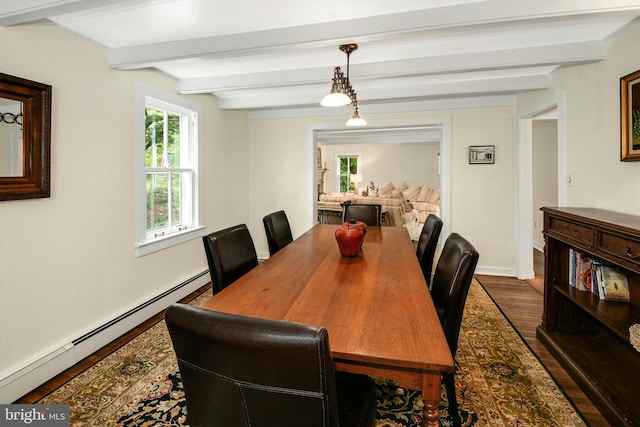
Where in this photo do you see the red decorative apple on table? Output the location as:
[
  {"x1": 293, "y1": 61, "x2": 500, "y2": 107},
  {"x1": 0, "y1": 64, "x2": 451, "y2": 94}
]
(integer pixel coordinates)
[
  {"x1": 343, "y1": 219, "x2": 367, "y2": 238},
  {"x1": 335, "y1": 221, "x2": 365, "y2": 257}
]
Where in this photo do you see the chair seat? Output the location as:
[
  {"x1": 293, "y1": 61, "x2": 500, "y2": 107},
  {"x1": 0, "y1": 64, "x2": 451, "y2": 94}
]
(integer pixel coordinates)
[
  {"x1": 335, "y1": 371, "x2": 377, "y2": 427},
  {"x1": 165, "y1": 304, "x2": 377, "y2": 427},
  {"x1": 263, "y1": 210, "x2": 294, "y2": 256},
  {"x1": 416, "y1": 214, "x2": 443, "y2": 288},
  {"x1": 431, "y1": 232, "x2": 479, "y2": 427},
  {"x1": 202, "y1": 224, "x2": 258, "y2": 295}
]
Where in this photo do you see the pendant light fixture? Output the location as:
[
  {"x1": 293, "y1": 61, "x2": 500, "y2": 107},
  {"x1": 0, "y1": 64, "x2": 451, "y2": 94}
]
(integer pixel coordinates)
[{"x1": 320, "y1": 44, "x2": 367, "y2": 126}]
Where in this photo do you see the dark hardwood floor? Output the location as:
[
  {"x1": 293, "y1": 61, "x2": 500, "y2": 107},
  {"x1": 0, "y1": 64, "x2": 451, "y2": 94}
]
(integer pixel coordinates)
[
  {"x1": 17, "y1": 275, "x2": 609, "y2": 426},
  {"x1": 477, "y1": 274, "x2": 610, "y2": 427}
]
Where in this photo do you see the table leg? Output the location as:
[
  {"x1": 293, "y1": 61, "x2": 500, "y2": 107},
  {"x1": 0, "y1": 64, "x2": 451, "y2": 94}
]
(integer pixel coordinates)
[{"x1": 421, "y1": 372, "x2": 442, "y2": 427}]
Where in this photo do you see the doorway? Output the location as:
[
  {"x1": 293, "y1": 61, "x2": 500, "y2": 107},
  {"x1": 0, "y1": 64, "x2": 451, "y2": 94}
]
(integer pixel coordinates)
[
  {"x1": 311, "y1": 118, "x2": 452, "y2": 246},
  {"x1": 529, "y1": 109, "x2": 558, "y2": 293},
  {"x1": 516, "y1": 97, "x2": 564, "y2": 282}
]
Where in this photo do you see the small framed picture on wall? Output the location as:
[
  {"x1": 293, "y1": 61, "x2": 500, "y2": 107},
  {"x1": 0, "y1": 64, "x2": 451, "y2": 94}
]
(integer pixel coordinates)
[
  {"x1": 469, "y1": 145, "x2": 494, "y2": 164},
  {"x1": 621, "y1": 68, "x2": 640, "y2": 161}
]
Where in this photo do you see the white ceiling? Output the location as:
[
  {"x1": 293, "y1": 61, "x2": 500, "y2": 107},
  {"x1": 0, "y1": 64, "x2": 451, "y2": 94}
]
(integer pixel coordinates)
[{"x1": 3, "y1": 0, "x2": 640, "y2": 120}]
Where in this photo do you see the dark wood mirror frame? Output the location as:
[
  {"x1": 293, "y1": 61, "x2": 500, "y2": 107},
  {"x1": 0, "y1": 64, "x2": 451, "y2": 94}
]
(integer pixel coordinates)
[{"x1": 0, "y1": 73, "x2": 51, "y2": 201}]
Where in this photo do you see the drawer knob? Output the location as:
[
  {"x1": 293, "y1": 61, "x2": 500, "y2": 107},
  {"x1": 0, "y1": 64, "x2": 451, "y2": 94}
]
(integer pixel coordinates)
[{"x1": 623, "y1": 245, "x2": 640, "y2": 259}]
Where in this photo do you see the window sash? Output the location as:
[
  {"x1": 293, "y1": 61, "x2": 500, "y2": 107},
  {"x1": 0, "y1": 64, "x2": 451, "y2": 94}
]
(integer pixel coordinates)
[
  {"x1": 337, "y1": 155, "x2": 359, "y2": 192},
  {"x1": 137, "y1": 90, "x2": 200, "y2": 251},
  {"x1": 145, "y1": 169, "x2": 194, "y2": 239}
]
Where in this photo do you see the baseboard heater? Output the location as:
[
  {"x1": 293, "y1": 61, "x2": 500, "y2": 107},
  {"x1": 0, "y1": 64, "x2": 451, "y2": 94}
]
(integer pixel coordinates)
[
  {"x1": 1, "y1": 270, "x2": 210, "y2": 403},
  {"x1": 73, "y1": 270, "x2": 208, "y2": 346}
]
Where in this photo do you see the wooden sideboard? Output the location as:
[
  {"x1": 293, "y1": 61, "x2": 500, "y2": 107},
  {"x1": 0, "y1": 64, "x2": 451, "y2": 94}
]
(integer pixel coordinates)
[{"x1": 538, "y1": 207, "x2": 640, "y2": 426}]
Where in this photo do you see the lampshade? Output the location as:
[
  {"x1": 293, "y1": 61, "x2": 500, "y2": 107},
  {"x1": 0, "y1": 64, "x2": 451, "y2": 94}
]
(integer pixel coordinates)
[
  {"x1": 321, "y1": 67, "x2": 352, "y2": 107},
  {"x1": 346, "y1": 109, "x2": 367, "y2": 127},
  {"x1": 321, "y1": 91, "x2": 352, "y2": 107},
  {"x1": 350, "y1": 174, "x2": 363, "y2": 183}
]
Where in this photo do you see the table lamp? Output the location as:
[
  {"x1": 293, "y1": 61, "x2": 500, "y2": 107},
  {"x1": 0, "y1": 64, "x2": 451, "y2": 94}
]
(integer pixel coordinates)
[{"x1": 350, "y1": 174, "x2": 363, "y2": 195}]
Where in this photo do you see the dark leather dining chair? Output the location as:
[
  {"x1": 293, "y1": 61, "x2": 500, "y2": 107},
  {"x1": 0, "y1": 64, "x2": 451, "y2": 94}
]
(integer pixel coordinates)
[
  {"x1": 202, "y1": 224, "x2": 258, "y2": 295},
  {"x1": 430, "y1": 233, "x2": 479, "y2": 427},
  {"x1": 165, "y1": 303, "x2": 377, "y2": 427},
  {"x1": 416, "y1": 214, "x2": 443, "y2": 289},
  {"x1": 262, "y1": 210, "x2": 294, "y2": 256},
  {"x1": 342, "y1": 203, "x2": 382, "y2": 226}
]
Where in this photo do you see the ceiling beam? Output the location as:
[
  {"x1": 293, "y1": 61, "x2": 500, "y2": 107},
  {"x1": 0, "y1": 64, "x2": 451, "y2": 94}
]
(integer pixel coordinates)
[
  {"x1": 0, "y1": 0, "x2": 135, "y2": 27},
  {"x1": 107, "y1": 1, "x2": 635, "y2": 70},
  {"x1": 215, "y1": 73, "x2": 551, "y2": 109},
  {"x1": 248, "y1": 95, "x2": 517, "y2": 120},
  {"x1": 175, "y1": 41, "x2": 605, "y2": 94}
]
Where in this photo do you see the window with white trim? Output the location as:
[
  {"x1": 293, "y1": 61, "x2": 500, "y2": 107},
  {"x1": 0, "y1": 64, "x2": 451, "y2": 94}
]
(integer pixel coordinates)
[
  {"x1": 337, "y1": 155, "x2": 359, "y2": 192},
  {"x1": 135, "y1": 88, "x2": 202, "y2": 256}
]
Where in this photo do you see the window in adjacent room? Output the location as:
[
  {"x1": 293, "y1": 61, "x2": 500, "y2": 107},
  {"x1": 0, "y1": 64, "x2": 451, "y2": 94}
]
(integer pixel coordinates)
[
  {"x1": 337, "y1": 155, "x2": 359, "y2": 192},
  {"x1": 135, "y1": 87, "x2": 203, "y2": 256}
]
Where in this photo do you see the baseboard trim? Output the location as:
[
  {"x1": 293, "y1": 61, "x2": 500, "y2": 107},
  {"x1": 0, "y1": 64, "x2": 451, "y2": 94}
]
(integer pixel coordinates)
[
  {"x1": 1, "y1": 271, "x2": 209, "y2": 404},
  {"x1": 474, "y1": 266, "x2": 517, "y2": 277}
]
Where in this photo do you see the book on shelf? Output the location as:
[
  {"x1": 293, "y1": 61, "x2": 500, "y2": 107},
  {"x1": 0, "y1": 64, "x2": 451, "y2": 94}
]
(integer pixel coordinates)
[
  {"x1": 569, "y1": 248, "x2": 577, "y2": 288},
  {"x1": 567, "y1": 250, "x2": 629, "y2": 302},
  {"x1": 590, "y1": 260, "x2": 603, "y2": 298},
  {"x1": 576, "y1": 252, "x2": 593, "y2": 292},
  {"x1": 600, "y1": 265, "x2": 631, "y2": 302}
]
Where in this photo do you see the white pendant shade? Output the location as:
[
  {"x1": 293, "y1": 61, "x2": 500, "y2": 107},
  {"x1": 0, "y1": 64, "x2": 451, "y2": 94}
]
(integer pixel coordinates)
[
  {"x1": 346, "y1": 110, "x2": 367, "y2": 126},
  {"x1": 346, "y1": 116, "x2": 367, "y2": 126},
  {"x1": 321, "y1": 92, "x2": 352, "y2": 107}
]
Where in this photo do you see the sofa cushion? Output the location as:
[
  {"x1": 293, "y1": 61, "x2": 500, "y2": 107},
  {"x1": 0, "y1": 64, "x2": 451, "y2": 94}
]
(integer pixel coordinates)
[
  {"x1": 416, "y1": 186, "x2": 432, "y2": 202},
  {"x1": 390, "y1": 193, "x2": 412, "y2": 211},
  {"x1": 392, "y1": 182, "x2": 409, "y2": 195},
  {"x1": 378, "y1": 182, "x2": 395, "y2": 196},
  {"x1": 402, "y1": 184, "x2": 421, "y2": 201},
  {"x1": 427, "y1": 188, "x2": 440, "y2": 204}
]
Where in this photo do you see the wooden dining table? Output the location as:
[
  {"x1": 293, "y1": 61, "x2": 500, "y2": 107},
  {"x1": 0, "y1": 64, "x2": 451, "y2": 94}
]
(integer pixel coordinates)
[{"x1": 200, "y1": 224, "x2": 454, "y2": 427}]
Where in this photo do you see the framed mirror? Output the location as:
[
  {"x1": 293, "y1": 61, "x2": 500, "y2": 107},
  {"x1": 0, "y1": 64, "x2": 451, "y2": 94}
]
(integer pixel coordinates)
[{"x1": 0, "y1": 73, "x2": 51, "y2": 201}]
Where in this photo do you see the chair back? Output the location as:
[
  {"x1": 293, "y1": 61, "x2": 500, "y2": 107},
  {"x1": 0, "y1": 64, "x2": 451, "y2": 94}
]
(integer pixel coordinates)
[
  {"x1": 342, "y1": 203, "x2": 382, "y2": 226},
  {"x1": 263, "y1": 210, "x2": 294, "y2": 256},
  {"x1": 416, "y1": 214, "x2": 443, "y2": 288},
  {"x1": 202, "y1": 224, "x2": 258, "y2": 295},
  {"x1": 430, "y1": 233, "x2": 479, "y2": 355},
  {"x1": 165, "y1": 304, "x2": 341, "y2": 427}
]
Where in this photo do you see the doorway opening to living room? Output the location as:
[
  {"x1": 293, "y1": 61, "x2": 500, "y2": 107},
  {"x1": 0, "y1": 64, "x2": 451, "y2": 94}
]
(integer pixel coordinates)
[{"x1": 315, "y1": 125, "x2": 442, "y2": 242}]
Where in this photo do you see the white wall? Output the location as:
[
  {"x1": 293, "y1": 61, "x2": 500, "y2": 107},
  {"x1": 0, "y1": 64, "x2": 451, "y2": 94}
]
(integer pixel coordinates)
[
  {"x1": 319, "y1": 142, "x2": 440, "y2": 194},
  {"x1": 247, "y1": 118, "x2": 313, "y2": 258},
  {"x1": 0, "y1": 22, "x2": 250, "y2": 400},
  {"x1": 532, "y1": 120, "x2": 558, "y2": 250},
  {"x1": 248, "y1": 108, "x2": 516, "y2": 274},
  {"x1": 517, "y1": 19, "x2": 640, "y2": 216}
]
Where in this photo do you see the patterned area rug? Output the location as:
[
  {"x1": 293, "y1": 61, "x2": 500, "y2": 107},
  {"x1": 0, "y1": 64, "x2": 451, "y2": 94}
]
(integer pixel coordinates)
[{"x1": 39, "y1": 281, "x2": 586, "y2": 426}]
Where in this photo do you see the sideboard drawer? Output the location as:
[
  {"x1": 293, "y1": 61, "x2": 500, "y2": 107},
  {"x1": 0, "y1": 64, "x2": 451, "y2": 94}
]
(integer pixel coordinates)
[
  {"x1": 546, "y1": 216, "x2": 594, "y2": 247},
  {"x1": 597, "y1": 229, "x2": 640, "y2": 269}
]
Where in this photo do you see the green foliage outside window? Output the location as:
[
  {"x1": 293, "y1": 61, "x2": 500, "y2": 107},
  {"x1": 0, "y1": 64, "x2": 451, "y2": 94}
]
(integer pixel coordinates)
[
  {"x1": 339, "y1": 156, "x2": 358, "y2": 192},
  {"x1": 145, "y1": 108, "x2": 184, "y2": 232},
  {"x1": 145, "y1": 108, "x2": 182, "y2": 168},
  {"x1": 147, "y1": 173, "x2": 168, "y2": 230}
]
